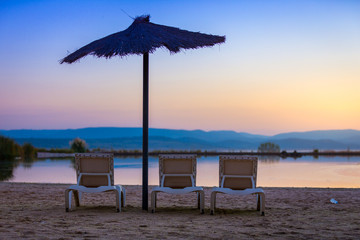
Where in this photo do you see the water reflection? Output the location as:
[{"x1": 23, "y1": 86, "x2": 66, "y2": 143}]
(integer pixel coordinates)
[
  {"x1": 258, "y1": 155, "x2": 280, "y2": 163},
  {"x1": 0, "y1": 158, "x2": 19, "y2": 181},
  {"x1": 22, "y1": 157, "x2": 36, "y2": 168},
  {"x1": 2, "y1": 155, "x2": 360, "y2": 188}
]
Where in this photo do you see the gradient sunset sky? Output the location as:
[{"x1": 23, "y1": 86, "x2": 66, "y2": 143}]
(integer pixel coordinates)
[{"x1": 1, "y1": 0, "x2": 359, "y2": 135}]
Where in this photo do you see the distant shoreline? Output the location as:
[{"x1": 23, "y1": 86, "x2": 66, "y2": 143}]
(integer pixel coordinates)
[
  {"x1": 4, "y1": 127, "x2": 360, "y2": 151},
  {"x1": 36, "y1": 150, "x2": 360, "y2": 158},
  {"x1": 113, "y1": 150, "x2": 360, "y2": 157}
]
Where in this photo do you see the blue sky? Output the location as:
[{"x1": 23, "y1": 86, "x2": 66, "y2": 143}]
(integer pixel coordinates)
[{"x1": 1, "y1": 0, "x2": 359, "y2": 134}]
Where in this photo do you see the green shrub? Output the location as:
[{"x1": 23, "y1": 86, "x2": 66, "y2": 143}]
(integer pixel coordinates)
[
  {"x1": 22, "y1": 143, "x2": 36, "y2": 158},
  {"x1": 70, "y1": 138, "x2": 88, "y2": 153},
  {"x1": 258, "y1": 142, "x2": 281, "y2": 153},
  {"x1": 0, "y1": 136, "x2": 21, "y2": 159}
]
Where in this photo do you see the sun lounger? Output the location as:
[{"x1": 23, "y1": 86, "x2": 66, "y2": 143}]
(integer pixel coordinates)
[
  {"x1": 151, "y1": 154, "x2": 205, "y2": 213},
  {"x1": 65, "y1": 153, "x2": 126, "y2": 212},
  {"x1": 210, "y1": 155, "x2": 265, "y2": 215}
]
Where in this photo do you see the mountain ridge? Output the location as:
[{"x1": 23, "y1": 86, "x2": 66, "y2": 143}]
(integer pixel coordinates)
[{"x1": 1, "y1": 127, "x2": 360, "y2": 150}]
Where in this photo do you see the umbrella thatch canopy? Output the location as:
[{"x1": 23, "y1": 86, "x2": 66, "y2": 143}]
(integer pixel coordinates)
[
  {"x1": 61, "y1": 15, "x2": 225, "y2": 63},
  {"x1": 61, "y1": 15, "x2": 225, "y2": 210}
]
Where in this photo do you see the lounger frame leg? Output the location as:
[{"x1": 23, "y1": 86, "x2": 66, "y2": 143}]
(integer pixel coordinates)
[
  {"x1": 115, "y1": 187, "x2": 123, "y2": 212},
  {"x1": 210, "y1": 191, "x2": 217, "y2": 215},
  {"x1": 154, "y1": 192, "x2": 157, "y2": 208},
  {"x1": 258, "y1": 192, "x2": 265, "y2": 216},
  {"x1": 65, "y1": 189, "x2": 72, "y2": 212},
  {"x1": 151, "y1": 191, "x2": 157, "y2": 213},
  {"x1": 74, "y1": 190, "x2": 80, "y2": 207},
  {"x1": 197, "y1": 192, "x2": 200, "y2": 209},
  {"x1": 199, "y1": 190, "x2": 205, "y2": 214},
  {"x1": 116, "y1": 190, "x2": 120, "y2": 212},
  {"x1": 121, "y1": 188, "x2": 126, "y2": 207}
]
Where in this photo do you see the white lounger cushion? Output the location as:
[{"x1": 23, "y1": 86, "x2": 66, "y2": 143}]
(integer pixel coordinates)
[
  {"x1": 152, "y1": 186, "x2": 203, "y2": 195},
  {"x1": 67, "y1": 184, "x2": 125, "y2": 194},
  {"x1": 211, "y1": 187, "x2": 264, "y2": 196}
]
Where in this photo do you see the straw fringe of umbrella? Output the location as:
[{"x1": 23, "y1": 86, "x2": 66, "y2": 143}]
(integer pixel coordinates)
[{"x1": 61, "y1": 15, "x2": 225, "y2": 63}]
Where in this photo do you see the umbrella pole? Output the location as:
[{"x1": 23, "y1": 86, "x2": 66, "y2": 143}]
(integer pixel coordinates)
[{"x1": 142, "y1": 52, "x2": 149, "y2": 210}]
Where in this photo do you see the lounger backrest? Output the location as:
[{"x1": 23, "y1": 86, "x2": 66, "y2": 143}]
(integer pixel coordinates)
[
  {"x1": 75, "y1": 153, "x2": 114, "y2": 187},
  {"x1": 219, "y1": 155, "x2": 258, "y2": 190},
  {"x1": 159, "y1": 154, "x2": 197, "y2": 188}
]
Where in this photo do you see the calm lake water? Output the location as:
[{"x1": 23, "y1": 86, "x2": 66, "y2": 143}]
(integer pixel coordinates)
[{"x1": 1, "y1": 156, "x2": 360, "y2": 188}]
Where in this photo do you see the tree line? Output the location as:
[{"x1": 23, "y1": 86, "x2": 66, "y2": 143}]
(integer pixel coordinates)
[{"x1": 0, "y1": 136, "x2": 88, "y2": 159}]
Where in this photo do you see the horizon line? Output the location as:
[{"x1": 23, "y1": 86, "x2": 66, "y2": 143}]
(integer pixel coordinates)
[{"x1": 1, "y1": 126, "x2": 359, "y2": 137}]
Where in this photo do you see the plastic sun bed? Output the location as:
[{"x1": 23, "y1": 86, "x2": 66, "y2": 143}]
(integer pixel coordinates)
[
  {"x1": 65, "y1": 153, "x2": 126, "y2": 212},
  {"x1": 210, "y1": 155, "x2": 265, "y2": 216},
  {"x1": 151, "y1": 154, "x2": 205, "y2": 214}
]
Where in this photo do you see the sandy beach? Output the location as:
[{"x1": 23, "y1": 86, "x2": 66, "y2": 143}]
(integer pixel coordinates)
[{"x1": 0, "y1": 182, "x2": 359, "y2": 239}]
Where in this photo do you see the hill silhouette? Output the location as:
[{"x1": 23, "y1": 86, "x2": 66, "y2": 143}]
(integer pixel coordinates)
[{"x1": 1, "y1": 127, "x2": 360, "y2": 150}]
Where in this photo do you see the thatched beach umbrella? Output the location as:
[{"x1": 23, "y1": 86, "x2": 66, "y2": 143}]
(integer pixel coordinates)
[{"x1": 61, "y1": 15, "x2": 225, "y2": 210}]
